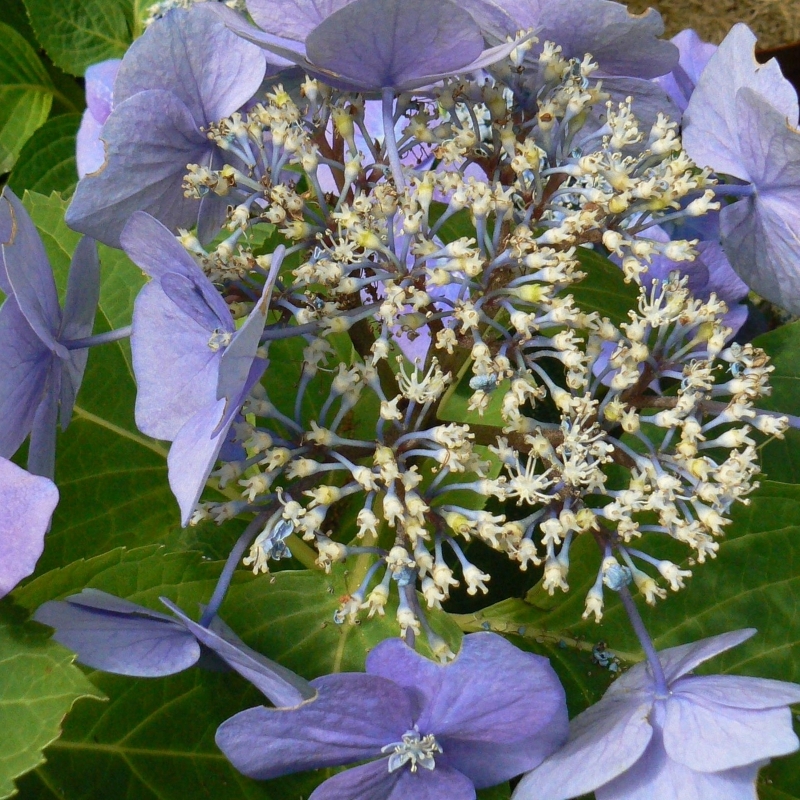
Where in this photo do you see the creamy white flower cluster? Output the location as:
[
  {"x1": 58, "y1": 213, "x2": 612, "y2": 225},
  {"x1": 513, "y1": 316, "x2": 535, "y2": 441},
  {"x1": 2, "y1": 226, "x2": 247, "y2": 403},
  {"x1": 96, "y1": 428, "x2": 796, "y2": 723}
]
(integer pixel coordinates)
[{"x1": 180, "y1": 50, "x2": 784, "y2": 649}]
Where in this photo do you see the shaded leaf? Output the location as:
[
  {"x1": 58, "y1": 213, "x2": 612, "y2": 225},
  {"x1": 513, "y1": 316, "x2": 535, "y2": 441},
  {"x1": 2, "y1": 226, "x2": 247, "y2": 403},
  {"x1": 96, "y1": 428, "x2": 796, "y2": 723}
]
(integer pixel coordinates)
[
  {"x1": 5, "y1": 0, "x2": 36, "y2": 46},
  {"x1": 224, "y1": 569, "x2": 463, "y2": 675},
  {"x1": 43, "y1": 58, "x2": 86, "y2": 116},
  {"x1": 429, "y1": 201, "x2": 475, "y2": 245},
  {"x1": 477, "y1": 783, "x2": 512, "y2": 800},
  {"x1": 753, "y1": 320, "x2": 800, "y2": 483},
  {"x1": 13, "y1": 668, "x2": 323, "y2": 800},
  {"x1": 23, "y1": 0, "x2": 133, "y2": 77},
  {"x1": 0, "y1": 22, "x2": 54, "y2": 173},
  {"x1": 572, "y1": 246, "x2": 639, "y2": 325},
  {"x1": 437, "y1": 355, "x2": 508, "y2": 429},
  {"x1": 8, "y1": 114, "x2": 81, "y2": 197}
]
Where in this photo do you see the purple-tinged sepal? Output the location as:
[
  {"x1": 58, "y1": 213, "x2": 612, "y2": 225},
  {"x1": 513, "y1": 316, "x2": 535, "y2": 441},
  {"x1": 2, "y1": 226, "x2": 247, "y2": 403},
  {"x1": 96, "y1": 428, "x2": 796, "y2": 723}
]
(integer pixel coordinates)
[
  {"x1": 77, "y1": 59, "x2": 121, "y2": 178},
  {"x1": 654, "y1": 29, "x2": 716, "y2": 112},
  {"x1": 683, "y1": 24, "x2": 800, "y2": 313},
  {"x1": 34, "y1": 588, "x2": 315, "y2": 707},
  {"x1": 0, "y1": 458, "x2": 58, "y2": 598},
  {"x1": 217, "y1": 632, "x2": 568, "y2": 796},
  {"x1": 513, "y1": 629, "x2": 800, "y2": 800},
  {"x1": 215, "y1": 0, "x2": 532, "y2": 93},
  {"x1": 66, "y1": 5, "x2": 267, "y2": 247},
  {"x1": 0, "y1": 188, "x2": 100, "y2": 477}
]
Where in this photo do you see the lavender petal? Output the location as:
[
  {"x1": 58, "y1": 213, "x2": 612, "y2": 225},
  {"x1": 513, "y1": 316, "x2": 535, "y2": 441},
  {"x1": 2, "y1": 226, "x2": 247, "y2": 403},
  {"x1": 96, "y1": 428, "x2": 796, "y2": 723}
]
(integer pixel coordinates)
[
  {"x1": 215, "y1": 673, "x2": 414, "y2": 780},
  {"x1": 0, "y1": 458, "x2": 58, "y2": 598}
]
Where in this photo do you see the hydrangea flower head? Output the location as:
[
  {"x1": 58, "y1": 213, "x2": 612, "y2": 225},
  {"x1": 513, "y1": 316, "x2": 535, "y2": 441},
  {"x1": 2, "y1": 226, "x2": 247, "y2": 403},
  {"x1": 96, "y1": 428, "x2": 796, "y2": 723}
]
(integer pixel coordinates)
[
  {"x1": 217, "y1": 632, "x2": 568, "y2": 799},
  {"x1": 0, "y1": 188, "x2": 99, "y2": 478},
  {"x1": 469, "y1": 0, "x2": 679, "y2": 129},
  {"x1": 0, "y1": 457, "x2": 59, "y2": 598},
  {"x1": 513, "y1": 629, "x2": 800, "y2": 800}
]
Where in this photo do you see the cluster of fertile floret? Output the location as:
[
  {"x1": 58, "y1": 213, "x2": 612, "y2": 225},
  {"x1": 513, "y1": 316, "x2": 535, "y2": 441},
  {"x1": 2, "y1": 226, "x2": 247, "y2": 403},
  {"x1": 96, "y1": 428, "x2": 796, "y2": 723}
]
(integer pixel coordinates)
[{"x1": 177, "y1": 47, "x2": 784, "y2": 651}]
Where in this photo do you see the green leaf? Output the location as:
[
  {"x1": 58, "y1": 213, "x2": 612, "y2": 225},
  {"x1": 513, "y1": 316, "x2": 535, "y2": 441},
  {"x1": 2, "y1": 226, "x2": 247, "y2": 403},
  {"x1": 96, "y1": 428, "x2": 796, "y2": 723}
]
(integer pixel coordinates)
[
  {"x1": 437, "y1": 354, "x2": 508, "y2": 429},
  {"x1": 43, "y1": 57, "x2": 86, "y2": 116},
  {"x1": 17, "y1": 544, "x2": 461, "y2": 677},
  {"x1": 428, "y1": 201, "x2": 475, "y2": 244},
  {"x1": 15, "y1": 551, "x2": 318, "y2": 798},
  {"x1": 572, "y1": 246, "x2": 639, "y2": 325},
  {"x1": 477, "y1": 783, "x2": 512, "y2": 800},
  {"x1": 0, "y1": 601, "x2": 104, "y2": 799},
  {"x1": 0, "y1": 22, "x2": 54, "y2": 173},
  {"x1": 5, "y1": 0, "x2": 36, "y2": 46},
  {"x1": 8, "y1": 114, "x2": 81, "y2": 196},
  {"x1": 23, "y1": 0, "x2": 133, "y2": 77},
  {"x1": 466, "y1": 481, "x2": 800, "y2": 671},
  {"x1": 761, "y1": 742, "x2": 800, "y2": 800},
  {"x1": 14, "y1": 667, "x2": 324, "y2": 800},
  {"x1": 224, "y1": 569, "x2": 463, "y2": 674},
  {"x1": 753, "y1": 321, "x2": 800, "y2": 483},
  {"x1": 14, "y1": 546, "x2": 221, "y2": 610}
]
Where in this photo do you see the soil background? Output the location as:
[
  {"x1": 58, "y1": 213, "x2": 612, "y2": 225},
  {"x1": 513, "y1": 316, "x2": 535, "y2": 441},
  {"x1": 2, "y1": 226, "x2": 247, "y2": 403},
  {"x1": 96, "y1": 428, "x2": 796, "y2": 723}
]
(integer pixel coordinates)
[{"x1": 626, "y1": 0, "x2": 799, "y2": 49}]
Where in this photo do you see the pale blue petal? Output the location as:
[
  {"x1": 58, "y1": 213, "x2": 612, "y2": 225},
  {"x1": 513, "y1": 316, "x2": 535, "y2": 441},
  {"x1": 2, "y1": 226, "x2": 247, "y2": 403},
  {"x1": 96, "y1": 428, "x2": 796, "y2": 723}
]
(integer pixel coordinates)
[
  {"x1": 596, "y1": 724, "x2": 762, "y2": 800},
  {"x1": 34, "y1": 590, "x2": 201, "y2": 676},
  {"x1": 368, "y1": 633, "x2": 567, "y2": 787},
  {"x1": 498, "y1": 0, "x2": 677, "y2": 78},
  {"x1": 27, "y1": 365, "x2": 59, "y2": 479},
  {"x1": 76, "y1": 110, "x2": 107, "y2": 179},
  {"x1": 0, "y1": 457, "x2": 58, "y2": 598},
  {"x1": 674, "y1": 674, "x2": 800, "y2": 710},
  {"x1": 66, "y1": 90, "x2": 212, "y2": 248},
  {"x1": 664, "y1": 695, "x2": 799, "y2": 771},
  {"x1": 684, "y1": 24, "x2": 799, "y2": 180},
  {"x1": 167, "y1": 398, "x2": 228, "y2": 525},
  {"x1": 512, "y1": 693, "x2": 652, "y2": 800},
  {"x1": 216, "y1": 250, "x2": 282, "y2": 408},
  {"x1": 84, "y1": 59, "x2": 120, "y2": 123},
  {"x1": 1, "y1": 188, "x2": 63, "y2": 355},
  {"x1": 131, "y1": 281, "x2": 224, "y2": 441},
  {"x1": 309, "y1": 759, "x2": 475, "y2": 800},
  {"x1": 59, "y1": 236, "x2": 100, "y2": 429},
  {"x1": 114, "y1": 4, "x2": 265, "y2": 125},
  {"x1": 245, "y1": 0, "x2": 353, "y2": 40},
  {"x1": 0, "y1": 299, "x2": 51, "y2": 459},
  {"x1": 168, "y1": 354, "x2": 264, "y2": 525},
  {"x1": 204, "y1": 5, "x2": 304, "y2": 69},
  {"x1": 305, "y1": 0, "x2": 483, "y2": 91},
  {"x1": 654, "y1": 29, "x2": 716, "y2": 111},
  {"x1": 718, "y1": 90, "x2": 800, "y2": 313},
  {"x1": 607, "y1": 630, "x2": 756, "y2": 693},
  {"x1": 215, "y1": 673, "x2": 413, "y2": 779},
  {"x1": 161, "y1": 599, "x2": 315, "y2": 707}
]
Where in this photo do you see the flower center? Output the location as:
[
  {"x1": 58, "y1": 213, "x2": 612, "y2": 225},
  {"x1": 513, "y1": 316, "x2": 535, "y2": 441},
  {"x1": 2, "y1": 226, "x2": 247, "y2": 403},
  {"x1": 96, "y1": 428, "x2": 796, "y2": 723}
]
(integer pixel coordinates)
[
  {"x1": 382, "y1": 727, "x2": 442, "y2": 773},
  {"x1": 207, "y1": 329, "x2": 233, "y2": 351}
]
